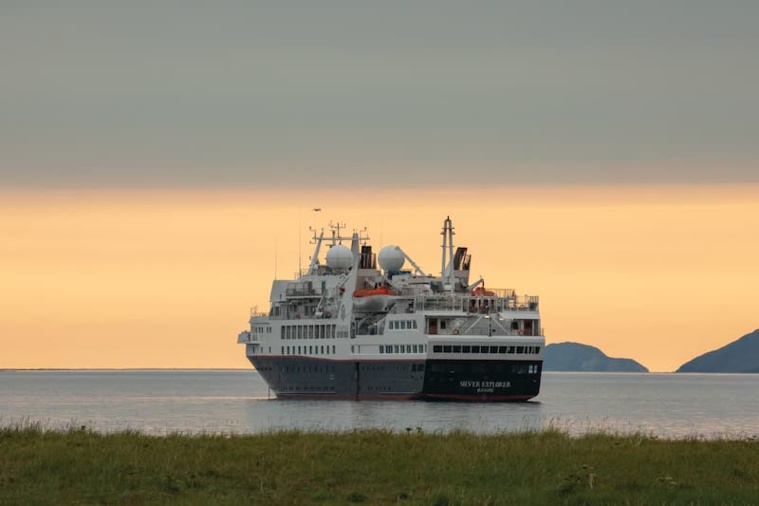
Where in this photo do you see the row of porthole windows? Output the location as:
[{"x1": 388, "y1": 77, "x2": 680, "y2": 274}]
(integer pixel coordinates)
[
  {"x1": 280, "y1": 385, "x2": 335, "y2": 392},
  {"x1": 280, "y1": 364, "x2": 335, "y2": 374},
  {"x1": 378, "y1": 344, "x2": 427, "y2": 354},
  {"x1": 281, "y1": 324, "x2": 339, "y2": 340},
  {"x1": 388, "y1": 320, "x2": 418, "y2": 330},
  {"x1": 432, "y1": 345, "x2": 541, "y2": 355},
  {"x1": 281, "y1": 345, "x2": 337, "y2": 356}
]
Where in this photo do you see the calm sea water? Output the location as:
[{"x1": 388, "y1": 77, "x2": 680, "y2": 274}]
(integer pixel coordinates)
[{"x1": 1, "y1": 370, "x2": 757, "y2": 439}]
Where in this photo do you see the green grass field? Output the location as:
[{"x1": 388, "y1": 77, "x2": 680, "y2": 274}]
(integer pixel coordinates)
[{"x1": 1, "y1": 424, "x2": 757, "y2": 505}]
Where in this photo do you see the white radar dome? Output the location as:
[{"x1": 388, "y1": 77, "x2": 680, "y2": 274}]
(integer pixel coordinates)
[
  {"x1": 378, "y1": 245, "x2": 405, "y2": 272},
  {"x1": 326, "y1": 244, "x2": 354, "y2": 269}
]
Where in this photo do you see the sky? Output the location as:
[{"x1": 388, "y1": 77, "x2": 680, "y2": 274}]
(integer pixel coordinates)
[{"x1": 1, "y1": 2, "x2": 758, "y2": 371}]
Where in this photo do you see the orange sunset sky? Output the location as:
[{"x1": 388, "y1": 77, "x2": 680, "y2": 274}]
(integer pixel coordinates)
[
  {"x1": 1, "y1": 185, "x2": 757, "y2": 372},
  {"x1": 2, "y1": 4, "x2": 758, "y2": 372}
]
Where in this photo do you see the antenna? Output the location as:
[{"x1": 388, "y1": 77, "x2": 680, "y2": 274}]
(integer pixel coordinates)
[
  {"x1": 328, "y1": 221, "x2": 348, "y2": 245},
  {"x1": 298, "y1": 208, "x2": 302, "y2": 276}
]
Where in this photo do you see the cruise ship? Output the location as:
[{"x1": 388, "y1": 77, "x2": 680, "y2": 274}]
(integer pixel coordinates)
[{"x1": 237, "y1": 217, "x2": 544, "y2": 401}]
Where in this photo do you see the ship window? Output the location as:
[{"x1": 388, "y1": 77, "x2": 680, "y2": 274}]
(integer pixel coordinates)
[
  {"x1": 440, "y1": 321, "x2": 447, "y2": 330},
  {"x1": 297, "y1": 327, "x2": 303, "y2": 339},
  {"x1": 331, "y1": 325, "x2": 337, "y2": 338},
  {"x1": 507, "y1": 346, "x2": 515, "y2": 353},
  {"x1": 379, "y1": 345, "x2": 384, "y2": 354},
  {"x1": 400, "y1": 321, "x2": 405, "y2": 330},
  {"x1": 535, "y1": 346, "x2": 540, "y2": 354},
  {"x1": 320, "y1": 346, "x2": 324, "y2": 354},
  {"x1": 281, "y1": 327, "x2": 285, "y2": 339},
  {"x1": 280, "y1": 346, "x2": 283, "y2": 354},
  {"x1": 490, "y1": 346, "x2": 498, "y2": 354},
  {"x1": 498, "y1": 346, "x2": 507, "y2": 354},
  {"x1": 309, "y1": 346, "x2": 313, "y2": 354},
  {"x1": 452, "y1": 345, "x2": 461, "y2": 353},
  {"x1": 332, "y1": 345, "x2": 336, "y2": 354},
  {"x1": 443, "y1": 345, "x2": 452, "y2": 353},
  {"x1": 471, "y1": 346, "x2": 480, "y2": 353},
  {"x1": 517, "y1": 346, "x2": 525, "y2": 354},
  {"x1": 413, "y1": 345, "x2": 418, "y2": 353},
  {"x1": 297, "y1": 346, "x2": 302, "y2": 354},
  {"x1": 413, "y1": 321, "x2": 417, "y2": 329}
]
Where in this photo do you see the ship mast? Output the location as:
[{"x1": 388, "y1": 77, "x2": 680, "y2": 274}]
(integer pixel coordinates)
[{"x1": 441, "y1": 216, "x2": 455, "y2": 288}]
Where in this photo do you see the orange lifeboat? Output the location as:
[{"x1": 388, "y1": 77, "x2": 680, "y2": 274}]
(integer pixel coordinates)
[
  {"x1": 353, "y1": 286, "x2": 398, "y2": 298},
  {"x1": 471, "y1": 286, "x2": 495, "y2": 296},
  {"x1": 352, "y1": 286, "x2": 399, "y2": 312}
]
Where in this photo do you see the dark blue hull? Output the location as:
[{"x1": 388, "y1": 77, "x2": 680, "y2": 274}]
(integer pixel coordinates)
[{"x1": 248, "y1": 356, "x2": 542, "y2": 401}]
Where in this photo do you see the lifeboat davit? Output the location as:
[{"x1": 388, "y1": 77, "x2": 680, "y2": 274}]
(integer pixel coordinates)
[{"x1": 352, "y1": 286, "x2": 399, "y2": 311}]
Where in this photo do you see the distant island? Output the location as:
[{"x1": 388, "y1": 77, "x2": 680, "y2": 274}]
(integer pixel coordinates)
[
  {"x1": 544, "y1": 342, "x2": 649, "y2": 372},
  {"x1": 676, "y1": 329, "x2": 759, "y2": 373}
]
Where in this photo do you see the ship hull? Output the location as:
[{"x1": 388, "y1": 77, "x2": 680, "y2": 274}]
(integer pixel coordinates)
[{"x1": 248, "y1": 356, "x2": 541, "y2": 402}]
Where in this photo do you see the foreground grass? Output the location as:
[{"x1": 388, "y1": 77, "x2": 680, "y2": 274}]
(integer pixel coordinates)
[{"x1": 1, "y1": 425, "x2": 758, "y2": 505}]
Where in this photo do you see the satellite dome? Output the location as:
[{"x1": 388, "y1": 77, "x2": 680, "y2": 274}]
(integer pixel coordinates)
[
  {"x1": 378, "y1": 245, "x2": 405, "y2": 272},
  {"x1": 326, "y1": 244, "x2": 353, "y2": 269}
]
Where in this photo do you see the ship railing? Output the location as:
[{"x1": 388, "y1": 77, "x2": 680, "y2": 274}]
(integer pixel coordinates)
[
  {"x1": 249, "y1": 308, "x2": 269, "y2": 318},
  {"x1": 436, "y1": 327, "x2": 545, "y2": 337},
  {"x1": 400, "y1": 291, "x2": 539, "y2": 314},
  {"x1": 285, "y1": 282, "x2": 323, "y2": 298}
]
